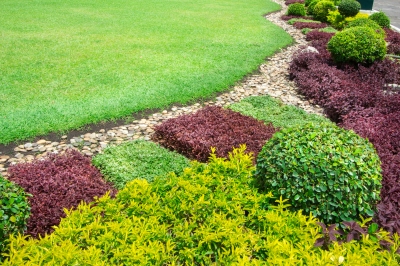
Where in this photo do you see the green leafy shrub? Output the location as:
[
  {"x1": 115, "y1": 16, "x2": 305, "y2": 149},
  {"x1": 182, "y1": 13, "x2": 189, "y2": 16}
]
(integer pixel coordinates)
[
  {"x1": 0, "y1": 176, "x2": 30, "y2": 259},
  {"x1": 338, "y1": 0, "x2": 361, "y2": 17},
  {"x1": 307, "y1": 0, "x2": 321, "y2": 15},
  {"x1": 254, "y1": 123, "x2": 382, "y2": 225},
  {"x1": 327, "y1": 9, "x2": 346, "y2": 29},
  {"x1": 369, "y1": 11, "x2": 391, "y2": 28},
  {"x1": 228, "y1": 96, "x2": 330, "y2": 129},
  {"x1": 313, "y1": 1, "x2": 336, "y2": 22},
  {"x1": 319, "y1": 26, "x2": 338, "y2": 33},
  {"x1": 345, "y1": 18, "x2": 385, "y2": 36},
  {"x1": 287, "y1": 3, "x2": 306, "y2": 16},
  {"x1": 327, "y1": 26, "x2": 386, "y2": 64},
  {"x1": 287, "y1": 18, "x2": 320, "y2": 25},
  {"x1": 3, "y1": 147, "x2": 400, "y2": 265},
  {"x1": 305, "y1": 0, "x2": 314, "y2": 6},
  {"x1": 92, "y1": 140, "x2": 190, "y2": 189}
]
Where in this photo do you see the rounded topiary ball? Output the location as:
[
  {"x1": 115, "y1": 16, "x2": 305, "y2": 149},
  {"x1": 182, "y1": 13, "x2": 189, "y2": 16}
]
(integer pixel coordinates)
[
  {"x1": 313, "y1": 1, "x2": 336, "y2": 22},
  {"x1": 369, "y1": 11, "x2": 391, "y2": 28},
  {"x1": 0, "y1": 176, "x2": 30, "y2": 255},
  {"x1": 338, "y1": 0, "x2": 361, "y2": 18},
  {"x1": 254, "y1": 123, "x2": 382, "y2": 224},
  {"x1": 288, "y1": 3, "x2": 306, "y2": 16},
  {"x1": 327, "y1": 26, "x2": 386, "y2": 64},
  {"x1": 345, "y1": 18, "x2": 385, "y2": 36}
]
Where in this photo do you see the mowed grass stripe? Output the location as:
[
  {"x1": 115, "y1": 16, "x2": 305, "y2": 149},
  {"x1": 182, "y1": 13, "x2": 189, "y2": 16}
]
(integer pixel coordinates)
[{"x1": 0, "y1": 0, "x2": 292, "y2": 144}]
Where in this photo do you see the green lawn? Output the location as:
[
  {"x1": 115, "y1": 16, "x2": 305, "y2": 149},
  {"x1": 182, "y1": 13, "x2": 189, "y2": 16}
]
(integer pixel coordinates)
[{"x1": 0, "y1": 0, "x2": 292, "y2": 144}]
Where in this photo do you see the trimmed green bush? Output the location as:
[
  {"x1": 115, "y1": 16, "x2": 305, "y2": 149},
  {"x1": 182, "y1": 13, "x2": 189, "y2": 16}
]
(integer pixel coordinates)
[
  {"x1": 345, "y1": 18, "x2": 385, "y2": 36},
  {"x1": 2, "y1": 147, "x2": 399, "y2": 265},
  {"x1": 0, "y1": 176, "x2": 30, "y2": 259},
  {"x1": 287, "y1": 3, "x2": 306, "y2": 16},
  {"x1": 254, "y1": 123, "x2": 382, "y2": 224},
  {"x1": 327, "y1": 26, "x2": 386, "y2": 64},
  {"x1": 305, "y1": 0, "x2": 314, "y2": 6},
  {"x1": 313, "y1": 1, "x2": 337, "y2": 22},
  {"x1": 92, "y1": 140, "x2": 190, "y2": 189},
  {"x1": 228, "y1": 96, "x2": 330, "y2": 129},
  {"x1": 338, "y1": 0, "x2": 361, "y2": 18},
  {"x1": 369, "y1": 11, "x2": 391, "y2": 28}
]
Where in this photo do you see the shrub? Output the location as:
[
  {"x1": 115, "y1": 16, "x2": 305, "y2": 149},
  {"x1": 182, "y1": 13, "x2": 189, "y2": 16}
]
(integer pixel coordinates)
[
  {"x1": 369, "y1": 11, "x2": 391, "y2": 28},
  {"x1": 8, "y1": 150, "x2": 116, "y2": 238},
  {"x1": 386, "y1": 28, "x2": 400, "y2": 55},
  {"x1": 2, "y1": 147, "x2": 399, "y2": 265},
  {"x1": 313, "y1": 1, "x2": 336, "y2": 22},
  {"x1": 287, "y1": 3, "x2": 306, "y2": 16},
  {"x1": 254, "y1": 122, "x2": 383, "y2": 224},
  {"x1": 307, "y1": 0, "x2": 322, "y2": 15},
  {"x1": 152, "y1": 106, "x2": 277, "y2": 163},
  {"x1": 92, "y1": 140, "x2": 190, "y2": 189},
  {"x1": 281, "y1": 15, "x2": 314, "y2": 21},
  {"x1": 294, "y1": 21, "x2": 328, "y2": 29},
  {"x1": 327, "y1": 10, "x2": 346, "y2": 29},
  {"x1": 345, "y1": 12, "x2": 369, "y2": 23},
  {"x1": 327, "y1": 26, "x2": 386, "y2": 64},
  {"x1": 338, "y1": 0, "x2": 361, "y2": 18},
  {"x1": 345, "y1": 18, "x2": 385, "y2": 36},
  {"x1": 305, "y1": 0, "x2": 314, "y2": 6},
  {"x1": 0, "y1": 176, "x2": 30, "y2": 259},
  {"x1": 306, "y1": 30, "x2": 335, "y2": 41},
  {"x1": 228, "y1": 95, "x2": 330, "y2": 128}
]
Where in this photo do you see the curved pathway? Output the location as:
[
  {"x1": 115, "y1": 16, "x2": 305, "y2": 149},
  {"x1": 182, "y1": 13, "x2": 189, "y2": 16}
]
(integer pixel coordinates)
[{"x1": 0, "y1": 0, "x2": 323, "y2": 177}]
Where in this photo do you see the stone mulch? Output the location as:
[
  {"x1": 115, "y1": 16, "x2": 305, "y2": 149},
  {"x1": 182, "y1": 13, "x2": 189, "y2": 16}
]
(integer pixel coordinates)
[{"x1": 0, "y1": 0, "x2": 324, "y2": 177}]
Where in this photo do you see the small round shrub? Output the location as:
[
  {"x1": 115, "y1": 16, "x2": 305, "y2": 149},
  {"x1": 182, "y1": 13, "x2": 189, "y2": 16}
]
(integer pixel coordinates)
[
  {"x1": 254, "y1": 123, "x2": 382, "y2": 224},
  {"x1": 305, "y1": 0, "x2": 314, "y2": 6},
  {"x1": 369, "y1": 11, "x2": 391, "y2": 28},
  {"x1": 313, "y1": 1, "x2": 336, "y2": 22},
  {"x1": 287, "y1": 3, "x2": 306, "y2": 16},
  {"x1": 327, "y1": 26, "x2": 386, "y2": 64},
  {"x1": 0, "y1": 176, "x2": 30, "y2": 257},
  {"x1": 346, "y1": 18, "x2": 385, "y2": 36},
  {"x1": 307, "y1": 0, "x2": 322, "y2": 15},
  {"x1": 338, "y1": 0, "x2": 361, "y2": 18}
]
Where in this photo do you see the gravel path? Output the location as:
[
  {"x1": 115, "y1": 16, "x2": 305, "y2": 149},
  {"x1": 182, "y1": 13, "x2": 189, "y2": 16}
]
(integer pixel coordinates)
[{"x1": 0, "y1": 0, "x2": 324, "y2": 177}]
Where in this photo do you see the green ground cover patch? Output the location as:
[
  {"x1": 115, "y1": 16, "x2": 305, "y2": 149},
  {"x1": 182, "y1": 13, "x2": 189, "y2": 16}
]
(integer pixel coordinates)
[
  {"x1": 92, "y1": 140, "x2": 190, "y2": 189},
  {"x1": 228, "y1": 95, "x2": 330, "y2": 128},
  {"x1": 0, "y1": 0, "x2": 292, "y2": 144}
]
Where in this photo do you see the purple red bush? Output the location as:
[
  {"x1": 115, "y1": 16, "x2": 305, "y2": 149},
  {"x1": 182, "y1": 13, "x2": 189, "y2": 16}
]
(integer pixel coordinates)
[
  {"x1": 285, "y1": 0, "x2": 304, "y2": 5},
  {"x1": 8, "y1": 150, "x2": 116, "y2": 238},
  {"x1": 385, "y1": 29, "x2": 400, "y2": 55},
  {"x1": 152, "y1": 106, "x2": 278, "y2": 163},
  {"x1": 280, "y1": 15, "x2": 313, "y2": 21},
  {"x1": 305, "y1": 30, "x2": 334, "y2": 42},
  {"x1": 293, "y1": 22, "x2": 328, "y2": 29}
]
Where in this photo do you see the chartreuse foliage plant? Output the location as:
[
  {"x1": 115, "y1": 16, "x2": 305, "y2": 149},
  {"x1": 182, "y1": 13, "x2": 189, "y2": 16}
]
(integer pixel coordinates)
[
  {"x1": 0, "y1": 176, "x2": 30, "y2": 260},
  {"x1": 92, "y1": 140, "x2": 190, "y2": 189},
  {"x1": 0, "y1": 0, "x2": 292, "y2": 144},
  {"x1": 3, "y1": 147, "x2": 399, "y2": 264},
  {"x1": 313, "y1": 0, "x2": 336, "y2": 22},
  {"x1": 328, "y1": 26, "x2": 386, "y2": 64},
  {"x1": 345, "y1": 18, "x2": 385, "y2": 36},
  {"x1": 327, "y1": 10, "x2": 370, "y2": 30},
  {"x1": 254, "y1": 123, "x2": 383, "y2": 225},
  {"x1": 228, "y1": 95, "x2": 330, "y2": 129},
  {"x1": 369, "y1": 11, "x2": 391, "y2": 28}
]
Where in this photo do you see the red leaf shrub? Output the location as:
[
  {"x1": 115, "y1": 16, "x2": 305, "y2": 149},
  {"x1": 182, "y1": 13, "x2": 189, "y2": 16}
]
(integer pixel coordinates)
[
  {"x1": 152, "y1": 106, "x2": 278, "y2": 163},
  {"x1": 385, "y1": 29, "x2": 400, "y2": 55},
  {"x1": 293, "y1": 22, "x2": 328, "y2": 29},
  {"x1": 285, "y1": 0, "x2": 304, "y2": 5},
  {"x1": 8, "y1": 150, "x2": 116, "y2": 238},
  {"x1": 305, "y1": 30, "x2": 334, "y2": 42},
  {"x1": 280, "y1": 15, "x2": 313, "y2": 21}
]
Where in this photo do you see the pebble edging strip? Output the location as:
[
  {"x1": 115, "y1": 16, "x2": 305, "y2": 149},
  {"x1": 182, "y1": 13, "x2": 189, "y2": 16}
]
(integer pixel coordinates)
[{"x1": 0, "y1": 0, "x2": 324, "y2": 177}]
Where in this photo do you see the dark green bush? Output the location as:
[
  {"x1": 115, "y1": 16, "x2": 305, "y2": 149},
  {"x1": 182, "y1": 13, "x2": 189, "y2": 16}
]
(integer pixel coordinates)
[
  {"x1": 345, "y1": 18, "x2": 385, "y2": 36},
  {"x1": 92, "y1": 140, "x2": 190, "y2": 189},
  {"x1": 287, "y1": 3, "x2": 306, "y2": 16},
  {"x1": 0, "y1": 176, "x2": 30, "y2": 259},
  {"x1": 305, "y1": 0, "x2": 314, "y2": 6},
  {"x1": 307, "y1": 0, "x2": 322, "y2": 15},
  {"x1": 327, "y1": 26, "x2": 386, "y2": 64},
  {"x1": 369, "y1": 11, "x2": 391, "y2": 28},
  {"x1": 254, "y1": 123, "x2": 382, "y2": 224},
  {"x1": 313, "y1": 0, "x2": 337, "y2": 22},
  {"x1": 338, "y1": 0, "x2": 361, "y2": 17}
]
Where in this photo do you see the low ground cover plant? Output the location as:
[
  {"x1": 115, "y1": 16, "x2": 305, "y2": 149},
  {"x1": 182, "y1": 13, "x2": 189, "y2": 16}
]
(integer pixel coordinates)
[
  {"x1": 285, "y1": 0, "x2": 304, "y2": 5},
  {"x1": 92, "y1": 140, "x2": 190, "y2": 189},
  {"x1": 152, "y1": 106, "x2": 277, "y2": 162},
  {"x1": 228, "y1": 95, "x2": 329, "y2": 128},
  {"x1": 8, "y1": 150, "x2": 115, "y2": 238},
  {"x1": 385, "y1": 28, "x2": 400, "y2": 55},
  {"x1": 293, "y1": 21, "x2": 328, "y2": 29},
  {"x1": 254, "y1": 122, "x2": 382, "y2": 224},
  {"x1": 3, "y1": 147, "x2": 399, "y2": 265},
  {"x1": 0, "y1": 176, "x2": 30, "y2": 260}
]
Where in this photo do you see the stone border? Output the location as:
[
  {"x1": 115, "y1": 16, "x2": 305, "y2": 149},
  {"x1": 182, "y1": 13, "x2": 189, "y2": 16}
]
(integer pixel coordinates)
[{"x1": 0, "y1": 0, "x2": 325, "y2": 177}]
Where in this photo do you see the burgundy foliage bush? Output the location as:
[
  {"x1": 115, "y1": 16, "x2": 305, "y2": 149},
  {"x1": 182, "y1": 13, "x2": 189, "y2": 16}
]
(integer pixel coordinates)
[
  {"x1": 8, "y1": 150, "x2": 116, "y2": 238},
  {"x1": 385, "y1": 29, "x2": 400, "y2": 55},
  {"x1": 285, "y1": 0, "x2": 304, "y2": 5},
  {"x1": 152, "y1": 106, "x2": 278, "y2": 163},
  {"x1": 280, "y1": 15, "x2": 313, "y2": 21},
  {"x1": 293, "y1": 22, "x2": 328, "y2": 29},
  {"x1": 289, "y1": 27, "x2": 400, "y2": 233},
  {"x1": 305, "y1": 30, "x2": 335, "y2": 42}
]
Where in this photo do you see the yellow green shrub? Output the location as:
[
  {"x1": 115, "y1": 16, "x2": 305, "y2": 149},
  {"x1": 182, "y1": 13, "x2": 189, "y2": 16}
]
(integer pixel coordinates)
[
  {"x1": 327, "y1": 10, "x2": 369, "y2": 29},
  {"x1": 2, "y1": 147, "x2": 400, "y2": 265}
]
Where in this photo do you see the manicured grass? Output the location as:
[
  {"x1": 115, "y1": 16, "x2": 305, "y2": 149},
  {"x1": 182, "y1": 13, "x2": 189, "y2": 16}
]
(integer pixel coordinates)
[
  {"x1": 228, "y1": 96, "x2": 330, "y2": 128},
  {"x1": 0, "y1": 0, "x2": 292, "y2": 144},
  {"x1": 92, "y1": 140, "x2": 190, "y2": 189}
]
